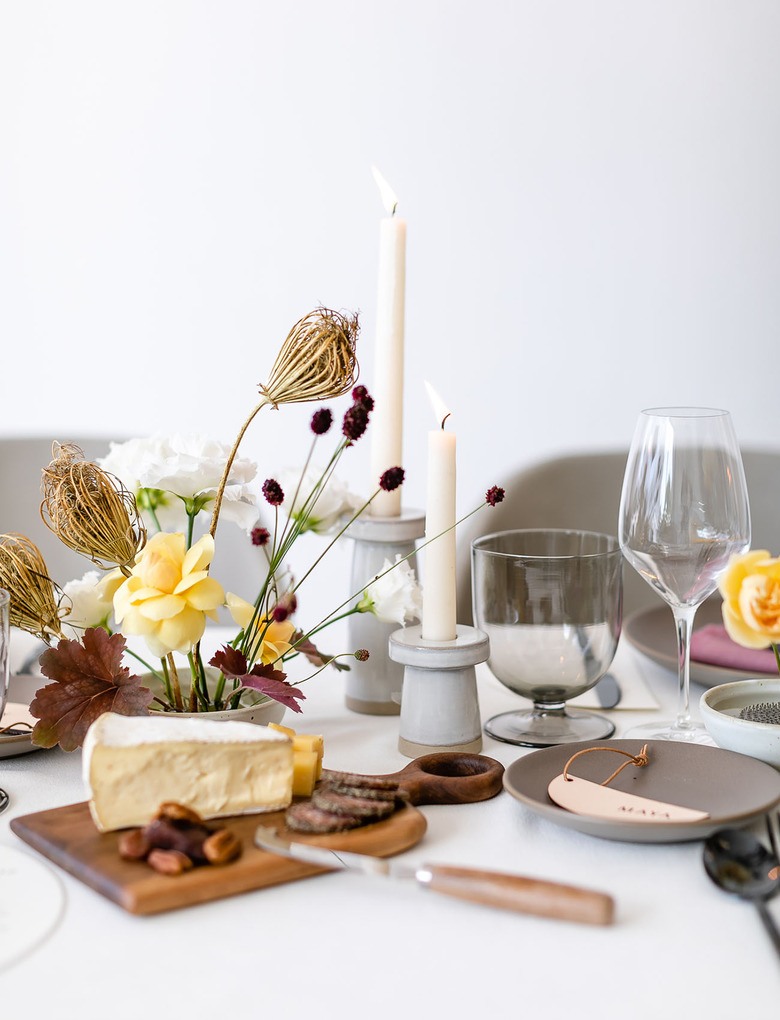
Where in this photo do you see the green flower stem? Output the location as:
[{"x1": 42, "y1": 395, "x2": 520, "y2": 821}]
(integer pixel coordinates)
[
  {"x1": 166, "y1": 652, "x2": 184, "y2": 712},
  {"x1": 290, "y1": 488, "x2": 381, "y2": 595},
  {"x1": 186, "y1": 508, "x2": 196, "y2": 549},
  {"x1": 126, "y1": 648, "x2": 165, "y2": 680},
  {"x1": 773, "y1": 642, "x2": 780, "y2": 676},
  {"x1": 209, "y1": 397, "x2": 271, "y2": 539},
  {"x1": 304, "y1": 497, "x2": 494, "y2": 639},
  {"x1": 159, "y1": 657, "x2": 175, "y2": 709},
  {"x1": 148, "y1": 506, "x2": 163, "y2": 533}
]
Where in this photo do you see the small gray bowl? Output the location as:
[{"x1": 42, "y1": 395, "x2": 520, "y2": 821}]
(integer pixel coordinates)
[{"x1": 700, "y1": 679, "x2": 780, "y2": 769}]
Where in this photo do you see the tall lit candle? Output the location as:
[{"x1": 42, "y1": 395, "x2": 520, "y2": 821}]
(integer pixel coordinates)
[
  {"x1": 369, "y1": 165, "x2": 406, "y2": 517},
  {"x1": 421, "y1": 382, "x2": 457, "y2": 641}
]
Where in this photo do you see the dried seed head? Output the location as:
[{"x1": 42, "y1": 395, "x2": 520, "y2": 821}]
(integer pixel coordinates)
[
  {"x1": 260, "y1": 308, "x2": 359, "y2": 407},
  {"x1": 0, "y1": 534, "x2": 64, "y2": 640},
  {"x1": 41, "y1": 443, "x2": 146, "y2": 572}
]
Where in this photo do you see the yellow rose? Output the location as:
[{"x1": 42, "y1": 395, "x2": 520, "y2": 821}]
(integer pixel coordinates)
[
  {"x1": 226, "y1": 592, "x2": 296, "y2": 664},
  {"x1": 718, "y1": 549, "x2": 780, "y2": 649},
  {"x1": 114, "y1": 532, "x2": 225, "y2": 657}
]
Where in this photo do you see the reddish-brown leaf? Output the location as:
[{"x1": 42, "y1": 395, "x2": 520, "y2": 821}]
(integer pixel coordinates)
[
  {"x1": 294, "y1": 633, "x2": 349, "y2": 672},
  {"x1": 210, "y1": 646, "x2": 306, "y2": 713},
  {"x1": 31, "y1": 628, "x2": 153, "y2": 751}
]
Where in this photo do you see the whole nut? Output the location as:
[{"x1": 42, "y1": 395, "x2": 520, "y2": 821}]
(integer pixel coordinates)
[
  {"x1": 117, "y1": 828, "x2": 151, "y2": 862},
  {"x1": 202, "y1": 828, "x2": 242, "y2": 865},
  {"x1": 147, "y1": 848, "x2": 194, "y2": 875},
  {"x1": 154, "y1": 802, "x2": 204, "y2": 824}
]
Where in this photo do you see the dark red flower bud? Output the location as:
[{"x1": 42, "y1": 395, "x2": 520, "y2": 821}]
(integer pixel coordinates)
[
  {"x1": 485, "y1": 486, "x2": 505, "y2": 507},
  {"x1": 352, "y1": 385, "x2": 374, "y2": 412},
  {"x1": 272, "y1": 605, "x2": 290, "y2": 623},
  {"x1": 262, "y1": 479, "x2": 284, "y2": 506},
  {"x1": 354, "y1": 648, "x2": 370, "y2": 662},
  {"x1": 342, "y1": 404, "x2": 369, "y2": 442},
  {"x1": 310, "y1": 408, "x2": 333, "y2": 435},
  {"x1": 379, "y1": 466, "x2": 405, "y2": 492},
  {"x1": 251, "y1": 526, "x2": 270, "y2": 547}
]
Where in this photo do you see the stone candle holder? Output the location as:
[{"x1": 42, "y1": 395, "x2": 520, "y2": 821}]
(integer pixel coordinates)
[
  {"x1": 389, "y1": 624, "x2": 489, "y2": 757},
  {"x1": 345, "y1": 509, "x2": 425, "y2": 715}
]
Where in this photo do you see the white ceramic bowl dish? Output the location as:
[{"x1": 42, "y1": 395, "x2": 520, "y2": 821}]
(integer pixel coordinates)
[{"x1": 700, "y1": 679, "x2": 780, "y2": 769}]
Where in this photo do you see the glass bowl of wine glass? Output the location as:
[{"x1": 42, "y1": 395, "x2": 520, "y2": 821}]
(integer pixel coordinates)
[{"x1": 471, "y1": 529, "x2": 622, "y2": 747}]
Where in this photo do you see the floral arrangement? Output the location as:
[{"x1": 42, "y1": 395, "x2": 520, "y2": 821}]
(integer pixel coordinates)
[
  {"x1": 718, "y1": 549, "x2": 780, "y2": 674},
  {"x1": 0, "y1": 308, "x2": 504, "y2": 750}
]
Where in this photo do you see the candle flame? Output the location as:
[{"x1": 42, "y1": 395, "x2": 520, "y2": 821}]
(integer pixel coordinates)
[
  {"x1": 372, "y1": 165, "x2": 399, "y2": 216},
  {"x1": 425, "y1": 380, "x2": 451, "y2": 429}
]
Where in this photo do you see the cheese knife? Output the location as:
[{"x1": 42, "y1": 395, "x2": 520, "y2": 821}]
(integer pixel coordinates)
[{"x1": 254, "y1": 825, "x2": 614, "y2": 925}]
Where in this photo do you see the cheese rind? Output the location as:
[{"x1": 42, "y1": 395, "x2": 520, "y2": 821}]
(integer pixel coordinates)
[{"x1": 82, "y1": 713, "x2": 294, "y2": 832}]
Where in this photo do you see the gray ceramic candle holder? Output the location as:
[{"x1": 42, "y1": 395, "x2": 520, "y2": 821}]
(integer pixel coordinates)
[
  {"x1": 390, "y1": 624, "x2": 489, "y2": 757},
  {"x1": 345, "y1": 509, "x2": 426, "y2": 715}
]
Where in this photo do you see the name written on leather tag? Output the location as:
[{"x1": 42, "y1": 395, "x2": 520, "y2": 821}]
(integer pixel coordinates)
[{"x1": 547, "y1": 774, "x2": 710, "y2": 823}]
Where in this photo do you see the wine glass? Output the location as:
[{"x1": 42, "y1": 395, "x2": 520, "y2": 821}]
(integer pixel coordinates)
[
  {"x1": 619, "y1": 407, "x2": 750, "y2": 742},
  {"x1": 471, "y1": 529, "x2": 623, "y2": 747}
]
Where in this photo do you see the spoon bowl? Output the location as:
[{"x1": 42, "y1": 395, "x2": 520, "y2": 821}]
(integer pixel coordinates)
[{"x1": 703, "y1": 827, "x2": 780, "y2": 958}]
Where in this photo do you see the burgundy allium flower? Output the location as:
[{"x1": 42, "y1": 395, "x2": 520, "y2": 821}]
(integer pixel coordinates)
[
  {"x1": 251, "y1": 526, "x2": 270, "y2": 547},
  {"x1": 485, "y1": 486, "x2": 505, "y2": 507},
  {"x1": 262, "y1": 479, "x2": 284, "y2": 506},
  {"x1": 342, "y1": 403, "x2": 369, "y2": 442},
  {"x1": 354, "y1": 648, "x2": 370, "y2": 662},
  {"x1": 352, "y1": 385, "x2": 374, "y2": 412},
  {"x1": 273, "y1": 593, "x2": 297, "y2": 621},
  {"x1": 379, "y1": 466, "x2": 405, "y2": 492},
  {"x1": 310, "y1": 408, "x2": 333, "y2": 435}
]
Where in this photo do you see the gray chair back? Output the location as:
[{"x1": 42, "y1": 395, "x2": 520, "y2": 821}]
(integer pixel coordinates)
[{"x1": 457, "y1": 448, "x2": 780, "y2": 624}]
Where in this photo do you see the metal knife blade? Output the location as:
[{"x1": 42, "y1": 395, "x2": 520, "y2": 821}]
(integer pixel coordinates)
[
  {"x1": 595, "y1": 672, "x2": 622, "y2": 709},
  {"x1": 254, "y1": 826, "x2": 614, "y2": 925}
]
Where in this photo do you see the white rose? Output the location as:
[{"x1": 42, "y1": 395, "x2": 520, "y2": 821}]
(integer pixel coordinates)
[
  {"x1": 358, "y1": 556, "x2": 423, "y2": 625},
  {"x1": 100, "y1": 435, "x2": 258, "y2": 532},
  {"x1": 60, "y1": 570, "x2": 120, "y2": 637},
  {"x1": 278, "y1": 466, "x2": 362, "y2": 535}
]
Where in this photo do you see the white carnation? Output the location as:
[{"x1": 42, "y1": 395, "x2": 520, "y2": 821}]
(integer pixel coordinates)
[
  {"x1": 61, "y1": 571, "x2": 115, "y2": 637},
  {"x1": 358, "y1": 556, "x2": 423, "y2": 626},
  {"x1": 100, "y1": 435, "x2": 259, "y2": 532},
  {"x1": 279, "y1": 466, "x2": 362, "y2": 535}
]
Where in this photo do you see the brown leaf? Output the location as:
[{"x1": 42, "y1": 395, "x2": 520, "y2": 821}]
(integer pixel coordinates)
[
  {"x1": 210, "y1": 646, "x2": 306, "y2": 713},
  {"x1": 294, "y1": 633, "x2": 350, "y2": 672},
  {"x1": 30, "y1": 628, "x2": 153, "y2": 751}
]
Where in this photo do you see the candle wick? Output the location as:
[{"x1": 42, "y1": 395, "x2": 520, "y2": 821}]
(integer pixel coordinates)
[
  {"x1": 441, "y1": 413, "x2": 451, "y2": 430},
  {"x1": 391, "y1": 202, "x2": 398, "y2": 216}
]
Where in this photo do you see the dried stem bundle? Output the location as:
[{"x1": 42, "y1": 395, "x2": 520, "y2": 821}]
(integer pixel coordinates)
[
  {"x1": 209, "y1": 308, "x2": 360, "y2": 536},
  {"x1": 41, "y1": 443, "x2": 146, "y2": 572},
  {"x1": 0, "y1": 534, "x2": 63, "y2": 640}
]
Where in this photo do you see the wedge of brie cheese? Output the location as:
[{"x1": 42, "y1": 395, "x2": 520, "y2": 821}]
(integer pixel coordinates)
[{"x1": 82, "y1": 712, "x2": 294, "y2": 832}]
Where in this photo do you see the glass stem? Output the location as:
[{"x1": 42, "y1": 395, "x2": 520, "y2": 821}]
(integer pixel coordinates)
[{"x1": 672, "y1": 604, "x2": 697, "y2": 730}]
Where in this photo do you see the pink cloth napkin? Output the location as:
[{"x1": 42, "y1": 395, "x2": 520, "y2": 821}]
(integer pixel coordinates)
[{"x1": 690, "y1": 624, "x2": 778, "y2": 673}]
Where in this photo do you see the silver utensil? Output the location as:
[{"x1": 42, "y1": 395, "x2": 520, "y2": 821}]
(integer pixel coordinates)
[
  {"x1": 594, "y1": 673, "x2": 622, "y2": 709},
  {"x1": 703, "y1": 827, "x2": 780, "y2": 959},
  {"x1": 254, "y1": 825, "x2": 614, "y2": 925}
]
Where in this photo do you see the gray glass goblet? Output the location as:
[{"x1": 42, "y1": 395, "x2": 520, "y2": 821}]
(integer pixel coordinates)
[{"x1": 472, "y1": 529, "x2": 622, "y2": 747}]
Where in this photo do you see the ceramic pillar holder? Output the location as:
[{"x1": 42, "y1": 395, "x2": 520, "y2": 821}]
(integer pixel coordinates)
[
  {"x1": 390, "y1": 624, "x2": 489, "y2": 757},
  {"x1": 345, "y1": 509, "x2": 426, "y2": 715}
]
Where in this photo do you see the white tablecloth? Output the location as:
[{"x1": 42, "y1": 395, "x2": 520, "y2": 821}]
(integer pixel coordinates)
[{"x1": 1, "y1": 642, "x2": 778, "y2": 1019}]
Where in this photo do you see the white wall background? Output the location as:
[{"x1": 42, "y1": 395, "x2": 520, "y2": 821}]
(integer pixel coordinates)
[{"x1": 2, "y1": 0, "x2": 779, "y2": 591}]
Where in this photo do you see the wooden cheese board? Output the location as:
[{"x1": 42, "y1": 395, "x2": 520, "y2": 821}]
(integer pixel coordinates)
[{"x1": 11, "y1": 801, "x2": 427, "y2": 916}]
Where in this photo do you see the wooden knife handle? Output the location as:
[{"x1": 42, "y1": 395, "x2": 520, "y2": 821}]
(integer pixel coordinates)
[{"x1": 418, "y1": 864, "x2": 615, "y2": 926}]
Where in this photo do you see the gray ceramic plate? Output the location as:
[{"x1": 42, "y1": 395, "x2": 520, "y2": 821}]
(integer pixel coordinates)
[
  {"x1": 504, "y1": 739, "x2": 780, "y2": 843},
  {"x1": 623, "y1": 600, "x2": 775, "y2": 687}
]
